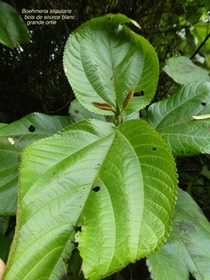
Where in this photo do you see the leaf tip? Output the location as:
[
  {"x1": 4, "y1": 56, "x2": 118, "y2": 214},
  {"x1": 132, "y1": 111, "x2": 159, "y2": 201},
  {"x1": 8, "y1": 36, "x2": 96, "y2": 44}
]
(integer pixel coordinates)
[
  {"x1": 64, "y1": 64, "x2": 67, "y2": 74},
  {"x1": 192, "y1": 114, "x2": 210, "y2": 120},
  {"x1": 122, "y1": 86, "x2": 135, "y2": 110},
  {"x1": 130, "y1": 19, "x2": 141, "y2": 29}
]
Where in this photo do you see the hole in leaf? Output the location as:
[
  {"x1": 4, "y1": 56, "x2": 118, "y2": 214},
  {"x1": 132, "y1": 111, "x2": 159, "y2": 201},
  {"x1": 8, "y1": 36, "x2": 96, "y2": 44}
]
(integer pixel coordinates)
[
  {"x1": 75, "y1": 226, "x2": 82, "y2": 232},
  {"x1": 28, "y1": 125, "x2": 36, "y2": 132},
  {"x1": 92, "y1": 64, "x2": 98, "y2": 71},
  {"x1": 152, "y1": 147, "x2": 157, "y2": 151},
  {"x1": 134, "y1": 90, "x2": 144, "y2": 97},
  {"x1": 71, "y1": 241, "x2": 79, "y2": 248},
  {"x1": 201, "y1": 101, "x2": 206, "y2": 106},
  {"x1": 74, "y1": 109, "x2": 79, "y2": 114},
  {"x1": 92, "y1": 186, "x2": 100, "y2": 192},
  {"x1": 95, "y1": 163, "x2": 100, "y2": 170}
]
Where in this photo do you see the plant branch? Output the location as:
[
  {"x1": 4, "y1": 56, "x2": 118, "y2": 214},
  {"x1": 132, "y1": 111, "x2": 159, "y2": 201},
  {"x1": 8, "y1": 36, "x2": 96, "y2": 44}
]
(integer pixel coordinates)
[{"x1": 190, "y1": 32, "x2": 210, "y2": 60}]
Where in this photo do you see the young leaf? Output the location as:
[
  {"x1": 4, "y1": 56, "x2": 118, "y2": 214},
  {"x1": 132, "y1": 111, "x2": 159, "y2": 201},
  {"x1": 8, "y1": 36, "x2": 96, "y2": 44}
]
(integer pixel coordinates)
[
  {"x1": 63, "y1": 14, "x2": 159, "y2": 116},
  {"x1": 146, "y1": 82, "x2": 210, "y2": 157},
  {"x1": 163, "y1": 56, "x2": 210, "y2": 85},
  {"x1": 0, "y1": 113, "x2": 71, "y2": 216},
  {"x1": 147, "y1": 188, "x2": 210, "y2": 280},
  {"x1": 4, "y1": 119, "x2": 177, "y2": 280},
  {"x1": 122, "y1": 86, "x2": 135, "y2": 110},
  {"x1": 92, "y1": 101, "x2": 113, "y2": 111}
]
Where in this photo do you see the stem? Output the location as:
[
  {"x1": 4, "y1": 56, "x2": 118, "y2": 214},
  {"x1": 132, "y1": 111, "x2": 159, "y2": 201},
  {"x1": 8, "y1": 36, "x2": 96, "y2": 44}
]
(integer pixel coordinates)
[
  {"x1": 190, "y1": 32, "x2": 210, "y2": 60},
  {"x1": 115, "y1": 104, "x2": 122, "y2": 126},
  {"x1": 116, "y1": 113, "x2": 121, "y2": 126}
]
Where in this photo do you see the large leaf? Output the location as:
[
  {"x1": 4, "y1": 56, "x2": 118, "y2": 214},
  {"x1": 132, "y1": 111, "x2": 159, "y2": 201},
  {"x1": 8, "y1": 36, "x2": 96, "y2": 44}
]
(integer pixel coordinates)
[
  {"x1": 146, "y1": 82, "x2": 210, "y2": 157},
  {"x1": 63, "y1": 14, "x2": 159, "y2": 116},
  {"x1": 163, "y1": 56, "x2": 210, "y2": 84},
  {"x1": 147, "y1": 188, "x2": 210, "y2": 280},
  {"x1": 0, "y1": 113, "x2": 71, "y2": 216},
  {"x1": 0, "y1": 1, "x2": 29, "y2": 49},
  {"x1": 4, "y1": 119, "x2": 178, "y2": 280}
]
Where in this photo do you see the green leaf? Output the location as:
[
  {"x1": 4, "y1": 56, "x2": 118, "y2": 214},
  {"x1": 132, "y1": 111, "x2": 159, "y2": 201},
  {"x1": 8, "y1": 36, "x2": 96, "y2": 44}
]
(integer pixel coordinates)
[
  {"x1": 147, "y1": 189, "x2": 210, "y2": 280},
  {"x1": 191, "y1": 21, "x2": 210, "y2": 53},
  {"x1": 146, "y1": 82, "x2": 210, "y2": 157},
  {"x1": 63, "y1": 14, "x2": 159, "y2": 116},
  {"x1": 0, "y1": 113, "x2": 71, "y2": 216},
  {"x1": 0, "y1": 124, "x2": 7, "y2": 129},
  {"x1": 191, "y1": 20, "x2": 210, "y2": 68},
  {"x1": 201, "y1": 165, "x2": 210, "y2": 180},
  {"x1": 163, "y1": 56, "x2": 210, "y2": 84},
  {"x1": 0, "y1": 1, "x2": 29, "y2": 49},
  {"x1": 4, "y1": 119, "x2": 178, "y2": 280}
]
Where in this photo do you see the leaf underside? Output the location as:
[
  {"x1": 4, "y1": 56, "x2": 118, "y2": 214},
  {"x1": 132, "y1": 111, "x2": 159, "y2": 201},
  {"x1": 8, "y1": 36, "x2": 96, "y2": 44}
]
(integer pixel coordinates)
[
  {"x1": 146, "y1": 82, "x2": 210, "y2": 157},
  {"x1": 147, "y1": 189, "x2": 210, "y2": 280},
  {"x1": 63, "y1": 13, "x2": 159, "y2": 116},
  {"x1": 4, "y1": 119, "x2": 178, "y2": 280}
]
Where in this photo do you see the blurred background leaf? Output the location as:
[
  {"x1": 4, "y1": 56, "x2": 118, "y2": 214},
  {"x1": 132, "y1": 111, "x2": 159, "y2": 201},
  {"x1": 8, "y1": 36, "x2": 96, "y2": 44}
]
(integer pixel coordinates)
[
  {"x1": 163, "y1": 56, "x2": 210, "y2": 84},
  {"x1": 0, "y1": 1, "x2": 29, "y2": 48}
]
